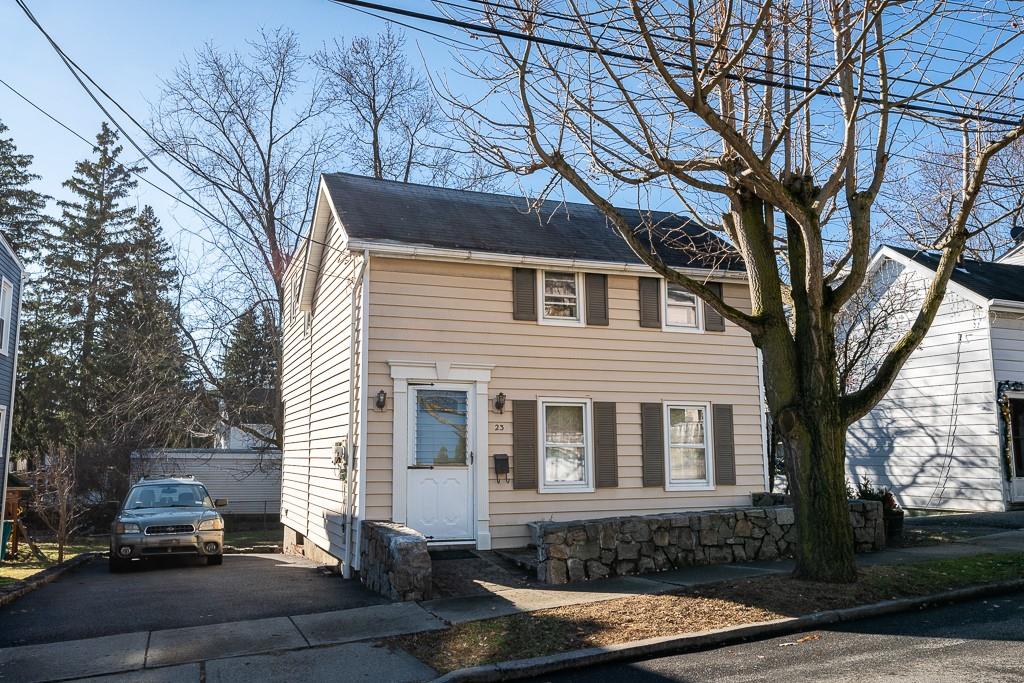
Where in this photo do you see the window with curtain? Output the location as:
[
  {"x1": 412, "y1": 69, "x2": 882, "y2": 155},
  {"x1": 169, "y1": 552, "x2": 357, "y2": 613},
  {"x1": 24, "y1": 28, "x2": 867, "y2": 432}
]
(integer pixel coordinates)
[
  {"x1": 541, "y1": 400, "x2": 591, "y2": 490},
  {"x1": 666, "y1": 404, "x2": 711, "y2": 488}
]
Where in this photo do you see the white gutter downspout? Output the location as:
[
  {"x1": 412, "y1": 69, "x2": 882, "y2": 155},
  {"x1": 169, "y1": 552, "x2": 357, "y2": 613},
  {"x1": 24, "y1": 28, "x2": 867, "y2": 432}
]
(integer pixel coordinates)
[
  {"x1": 756, "y1": 348, "x2": 770, "y2": 492},
  {"x1": 353, "y1": 251, "x2": 370, "y2": 571},
  {"x1": 341, "y1": 253, "x2": 368, "y2": 578}
]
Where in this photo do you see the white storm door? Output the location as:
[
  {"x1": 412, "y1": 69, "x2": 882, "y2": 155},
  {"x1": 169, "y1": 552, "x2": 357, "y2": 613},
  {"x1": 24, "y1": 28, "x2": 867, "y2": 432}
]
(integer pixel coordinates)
[{"x1": 406, "y1": 386, "x2": 474, "y2": 541}]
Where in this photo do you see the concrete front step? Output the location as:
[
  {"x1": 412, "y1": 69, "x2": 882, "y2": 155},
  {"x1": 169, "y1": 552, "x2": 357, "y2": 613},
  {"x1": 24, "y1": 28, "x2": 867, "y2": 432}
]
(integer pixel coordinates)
[{"x1": 492, "y1": 547, "x2": 539, "y2": 572}]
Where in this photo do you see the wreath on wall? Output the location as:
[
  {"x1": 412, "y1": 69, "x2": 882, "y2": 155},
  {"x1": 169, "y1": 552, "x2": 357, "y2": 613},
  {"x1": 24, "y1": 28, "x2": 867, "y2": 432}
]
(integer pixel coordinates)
[{"x1": 996, "y1": 381, "x2": 1024, "y2": 481}]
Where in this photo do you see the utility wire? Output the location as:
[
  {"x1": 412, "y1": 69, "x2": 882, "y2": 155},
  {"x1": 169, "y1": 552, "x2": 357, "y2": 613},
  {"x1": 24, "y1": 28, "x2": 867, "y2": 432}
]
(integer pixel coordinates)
[
  {"x1": 327, "y1": 0, "x2": 1024, "y2": 127},
  {"x1": 443, "y1": 0, "x2": 1024, "y2": 109},
  {"x1": 13, "y1": 0, "x2": 356, "y2": 279}
]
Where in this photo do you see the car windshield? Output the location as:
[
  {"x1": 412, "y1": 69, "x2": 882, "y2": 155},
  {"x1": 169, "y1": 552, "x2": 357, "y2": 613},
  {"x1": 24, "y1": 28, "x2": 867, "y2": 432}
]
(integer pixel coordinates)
[{"x1": 124, "y1": 484, "x2": 213, "y2": 510}]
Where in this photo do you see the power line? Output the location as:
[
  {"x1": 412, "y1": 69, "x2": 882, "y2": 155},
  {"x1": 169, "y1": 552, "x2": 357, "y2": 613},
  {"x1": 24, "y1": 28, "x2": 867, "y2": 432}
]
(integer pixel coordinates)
[
  {"x1": 444, "y1": 0, "x2": 1024, "y2": 109},
  {"x1": 328, "y1": 0, "x2": 1024, "y2": 127},
  {"x1": 12, "y1": 0, "x2": 353, "y2": 280}
]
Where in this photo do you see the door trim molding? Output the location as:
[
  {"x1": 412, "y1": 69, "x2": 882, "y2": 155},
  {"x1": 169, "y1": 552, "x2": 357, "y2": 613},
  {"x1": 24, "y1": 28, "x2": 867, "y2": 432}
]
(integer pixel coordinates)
[{"x1": 389, "y1": 360, "x2": 493, "y2": 550}]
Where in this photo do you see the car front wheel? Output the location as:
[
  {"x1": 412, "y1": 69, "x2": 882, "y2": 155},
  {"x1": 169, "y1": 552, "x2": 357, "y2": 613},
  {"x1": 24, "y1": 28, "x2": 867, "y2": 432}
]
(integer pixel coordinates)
[{"x1": 206, "y1": 554, "x2": 223, "y2": 566}]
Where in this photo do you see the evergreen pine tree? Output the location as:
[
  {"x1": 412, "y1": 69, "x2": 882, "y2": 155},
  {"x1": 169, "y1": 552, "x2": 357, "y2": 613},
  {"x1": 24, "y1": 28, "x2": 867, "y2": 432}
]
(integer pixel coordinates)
[
  {"x1": 0, "y1": 119, "x2": 48, "y2": 263},
  {"x1": 94, "y1": 206, "x2": 196, "y2": 449},
  {"x1": 1, "y1": 119, "x2": 53, "y2": 460},
  {"x1": 41, "y1": 122, "x2": 143, "y2": 442},
  {"x1": 220, "y1": 306, "x2": 279, "y2": 441}
]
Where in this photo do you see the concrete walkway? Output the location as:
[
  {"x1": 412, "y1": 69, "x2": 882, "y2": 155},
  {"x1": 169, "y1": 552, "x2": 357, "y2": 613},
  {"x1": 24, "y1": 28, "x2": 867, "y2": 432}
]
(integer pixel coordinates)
[{"x1": 5, "y1": 530, "x2": 1023, "y2": 683}]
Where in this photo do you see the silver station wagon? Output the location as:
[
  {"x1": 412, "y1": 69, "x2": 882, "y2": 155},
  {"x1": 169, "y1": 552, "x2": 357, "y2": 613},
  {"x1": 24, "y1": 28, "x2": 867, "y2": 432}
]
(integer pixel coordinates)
[{"x1": 109, "y1": 477, "x2": 227, "y2": 571}]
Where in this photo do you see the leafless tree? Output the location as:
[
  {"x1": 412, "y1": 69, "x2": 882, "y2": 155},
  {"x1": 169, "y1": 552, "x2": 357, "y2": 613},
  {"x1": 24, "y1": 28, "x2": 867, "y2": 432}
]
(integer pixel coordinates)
[
  {"x1": 442, "y1": 0, "x2": 1024, "y2": 581},
  {"x1": 30, "y1": 446, "x2": 84, "y2": 563},
  {"x1": 314, "y1": 26, "x2": 499, "y2": 189},
  {"x1": 150, "y1": 28, "x2": 336, "y2": 446}
]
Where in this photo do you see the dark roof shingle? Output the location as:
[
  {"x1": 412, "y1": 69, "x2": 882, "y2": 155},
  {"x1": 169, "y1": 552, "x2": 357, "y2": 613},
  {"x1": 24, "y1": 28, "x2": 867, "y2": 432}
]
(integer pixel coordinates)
[
  {"x1": 890, "y1": 246, "x2": 1024, "y2": 303},
  {"x1": 322, "y1": 173, "x2": 744, "y2": 271}
]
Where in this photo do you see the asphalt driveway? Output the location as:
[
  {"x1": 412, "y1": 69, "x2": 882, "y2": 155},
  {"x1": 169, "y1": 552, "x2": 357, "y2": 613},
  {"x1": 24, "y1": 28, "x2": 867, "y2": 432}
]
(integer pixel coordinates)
[{"x1": 0, "y1": 553, "x2": 387, "y2": 647}]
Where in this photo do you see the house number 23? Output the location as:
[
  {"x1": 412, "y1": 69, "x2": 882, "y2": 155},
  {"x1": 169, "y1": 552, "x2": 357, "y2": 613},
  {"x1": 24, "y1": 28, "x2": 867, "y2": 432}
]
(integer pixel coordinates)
[{"x1": 494, "y1": 424, "x2": 505, "y2": 431}]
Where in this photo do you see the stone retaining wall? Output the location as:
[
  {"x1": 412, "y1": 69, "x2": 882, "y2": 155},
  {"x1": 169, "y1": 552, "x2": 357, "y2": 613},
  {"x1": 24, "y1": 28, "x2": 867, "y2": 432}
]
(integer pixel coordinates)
[
  {"x1": 359, "y1": 521, "x2": 433, "y2": 601},
  {"x1": 529, "y1": 500, "x2": 884, "y2": 584}
]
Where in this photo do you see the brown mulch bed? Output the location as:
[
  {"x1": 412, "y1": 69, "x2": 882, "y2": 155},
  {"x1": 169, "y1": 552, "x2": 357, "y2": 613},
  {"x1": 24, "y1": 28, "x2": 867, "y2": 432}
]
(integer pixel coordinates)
[{"x1": 396, "y1": 552, "x2": 1024, "y2": 673}]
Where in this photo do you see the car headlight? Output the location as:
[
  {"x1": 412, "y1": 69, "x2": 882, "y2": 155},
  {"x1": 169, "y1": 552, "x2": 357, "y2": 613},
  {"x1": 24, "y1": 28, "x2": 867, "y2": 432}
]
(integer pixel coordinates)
[
  {"x1": 115, "y1": 522, "x2": 141, "y2": 534},
  {"x1": 197, "y1": 517, "x2": 224, "y2": 531}
]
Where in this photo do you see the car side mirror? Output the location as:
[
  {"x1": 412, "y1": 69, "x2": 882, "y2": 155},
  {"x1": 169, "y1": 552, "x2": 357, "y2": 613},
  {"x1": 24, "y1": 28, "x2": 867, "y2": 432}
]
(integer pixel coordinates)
[{"x1": 214, "y1": 498, "x2": 228, "y2": 508}]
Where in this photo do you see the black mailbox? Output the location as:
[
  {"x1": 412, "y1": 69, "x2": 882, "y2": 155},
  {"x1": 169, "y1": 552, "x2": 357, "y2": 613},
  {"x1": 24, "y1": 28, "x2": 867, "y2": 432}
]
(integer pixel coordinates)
[{"x1": 493, "y1": 453, "x2": 510, "y2": 483}]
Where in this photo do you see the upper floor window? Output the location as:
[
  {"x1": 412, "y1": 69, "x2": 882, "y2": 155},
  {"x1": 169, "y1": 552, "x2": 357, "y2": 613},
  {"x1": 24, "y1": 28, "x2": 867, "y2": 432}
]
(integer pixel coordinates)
[
  {"x1": 665, "y1": 282, "x2": 702, "y2": 331},
  {"x1": 540, "y1": 270, "x2": 584, "y2": 325},
  {"x1": 0, "y1": 279, "x2": 12, "y2": 356}
]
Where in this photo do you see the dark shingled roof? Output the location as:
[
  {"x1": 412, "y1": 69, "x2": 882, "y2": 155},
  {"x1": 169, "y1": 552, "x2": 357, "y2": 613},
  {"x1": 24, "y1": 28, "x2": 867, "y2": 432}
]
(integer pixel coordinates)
[
  {"x1": 322, "y1": 173, "x2": 744, "y2": 270},
  {"x1": 890, "y1": 246, "x2": 1024, "y2": 303}
]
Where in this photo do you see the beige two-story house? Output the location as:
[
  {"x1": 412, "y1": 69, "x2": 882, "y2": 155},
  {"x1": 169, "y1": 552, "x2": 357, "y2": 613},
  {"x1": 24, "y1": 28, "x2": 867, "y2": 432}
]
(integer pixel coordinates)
[{"x1": 280, "y1": 173, "x2": 768, "y2": 575}]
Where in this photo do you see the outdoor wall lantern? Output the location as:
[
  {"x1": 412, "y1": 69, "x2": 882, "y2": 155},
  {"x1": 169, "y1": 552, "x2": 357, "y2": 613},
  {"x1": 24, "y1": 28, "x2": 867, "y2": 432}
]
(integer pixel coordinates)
[
  {"x1": 375, "y1": 389, "x2": 387, "y2": 411},
  {"x1": 494, "y1": 392, "x2": 506, "y2": 414}
]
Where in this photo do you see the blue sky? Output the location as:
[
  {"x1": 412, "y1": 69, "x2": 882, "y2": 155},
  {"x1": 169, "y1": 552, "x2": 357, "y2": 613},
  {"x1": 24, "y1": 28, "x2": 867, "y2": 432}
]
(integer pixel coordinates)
[{"x1": 1, "y1": 0, "x2": 482, "y2": 257}]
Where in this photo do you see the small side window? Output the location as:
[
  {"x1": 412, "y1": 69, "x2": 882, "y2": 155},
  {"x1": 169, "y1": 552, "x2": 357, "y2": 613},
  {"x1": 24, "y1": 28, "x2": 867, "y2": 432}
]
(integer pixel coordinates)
[{"x1": 0, "y1": 279, "x2": 13, "y2": 356}]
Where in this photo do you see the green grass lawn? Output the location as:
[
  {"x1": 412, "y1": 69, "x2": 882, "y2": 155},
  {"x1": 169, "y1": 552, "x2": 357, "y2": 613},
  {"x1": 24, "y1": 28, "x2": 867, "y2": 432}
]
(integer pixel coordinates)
[
  {"x1": 0, "y1": 538, "x2": 108, "y2": 586},
  {"x1": 223, "y1": 529, "x2": 281, "y2": 547}
]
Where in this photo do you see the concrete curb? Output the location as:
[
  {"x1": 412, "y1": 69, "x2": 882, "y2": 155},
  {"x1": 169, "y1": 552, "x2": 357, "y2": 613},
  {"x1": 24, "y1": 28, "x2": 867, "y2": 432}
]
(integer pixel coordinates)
[
  {"x1": 430, "y1": 577, "x2": 1024, "y2": 682},
  {"x1": 0, "y1": 552, "x2": 101, "y2": 607}
]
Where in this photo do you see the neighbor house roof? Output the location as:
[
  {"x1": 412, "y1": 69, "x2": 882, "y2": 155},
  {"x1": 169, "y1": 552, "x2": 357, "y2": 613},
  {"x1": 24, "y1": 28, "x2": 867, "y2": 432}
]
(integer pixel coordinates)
[
  {"x1": 888, "y1": 246, "x2": 1024, "y2": 303},
  {"x1": 320, "y1": 173, "x2": 745, "y2": 271}
]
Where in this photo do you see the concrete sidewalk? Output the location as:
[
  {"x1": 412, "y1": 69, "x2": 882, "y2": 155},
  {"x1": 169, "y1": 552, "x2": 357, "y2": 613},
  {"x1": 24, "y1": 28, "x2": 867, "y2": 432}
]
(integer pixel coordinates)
[{"x1": 5, "y1": 530, "x2": 1023, "y2": 683}]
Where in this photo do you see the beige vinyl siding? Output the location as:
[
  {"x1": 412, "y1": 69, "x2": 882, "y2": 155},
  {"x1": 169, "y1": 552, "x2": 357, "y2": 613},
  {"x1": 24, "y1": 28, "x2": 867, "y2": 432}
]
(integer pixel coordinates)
[
  {"x1": 281, "y1": 219, "x2": 364, "y2": 560},
  {"x1": 846, "y1": 267, "x2": 1005, "y2": 512},
  {"x1": 365, "y1": 256, "x2": 765, "y2": 548}
]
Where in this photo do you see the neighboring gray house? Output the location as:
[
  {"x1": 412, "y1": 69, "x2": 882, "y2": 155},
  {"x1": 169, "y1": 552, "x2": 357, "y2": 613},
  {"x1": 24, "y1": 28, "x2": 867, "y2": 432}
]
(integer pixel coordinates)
[
  {"x1": 0, "y1": 233, "x2": 24, "y2": 542},
  {"x1": 846, "y1": 243, "x2": 1024, "y2": 512}
]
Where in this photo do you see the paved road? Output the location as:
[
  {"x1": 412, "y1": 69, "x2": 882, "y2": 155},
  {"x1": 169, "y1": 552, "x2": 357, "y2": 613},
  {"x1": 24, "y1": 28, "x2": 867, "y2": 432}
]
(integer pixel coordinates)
[
  {"x1": 531, "y1": 592, "x2": 1024, "y2": 682},
  {"x1": 0, "y1": 553, "x2": 386, "y2": 647}
]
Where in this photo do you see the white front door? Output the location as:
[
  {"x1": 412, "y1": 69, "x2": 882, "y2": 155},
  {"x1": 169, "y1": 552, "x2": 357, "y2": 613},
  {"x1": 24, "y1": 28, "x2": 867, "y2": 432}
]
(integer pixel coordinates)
[{"x1": 406, "y1": 386, "x2": 474, "y2": 541}]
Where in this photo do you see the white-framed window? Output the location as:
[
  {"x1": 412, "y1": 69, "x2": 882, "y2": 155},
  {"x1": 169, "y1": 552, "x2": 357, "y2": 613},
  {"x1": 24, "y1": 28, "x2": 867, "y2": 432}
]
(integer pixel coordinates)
[
  {"x1": 538, "y1": 397, "x2": 593, "y2": 492},
  {"x1": 538, "y1": 270, "x2": 584, "y2": 326},
  {"x1": 0, "y1": 278, "x2": 12, "y2": 356},
  {"x1": 664, "y1": 402, "x2": 714, "y2": 490},
  {"x1": 663, "y1": 281, "x2": 703, "y2": 332}
]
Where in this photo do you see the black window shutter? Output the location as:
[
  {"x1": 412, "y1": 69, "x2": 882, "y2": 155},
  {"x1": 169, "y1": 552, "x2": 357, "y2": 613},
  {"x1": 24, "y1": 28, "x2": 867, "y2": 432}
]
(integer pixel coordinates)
[
  {"x1": 585, "y1": 273, "x2": 608, "y2": 326},
  {"x1": 512, "y1": 400, "x2": 538, "y2": 489},
  {"x1": 638, "y1": 277, "x2": 661, "y2": 328},
  {"x1": 713, "y1": 404, "x2": 736, "y2": 486},
  {"x1": 704, "y1": 282, "x2": 726, "y2": 331},
  {"x1": 512, "y1": 268, "x2": 537, "y2": 321},
  {"x1": 593, "y1": 402, "x2": 618, "y2": 487},
  {"x1": 640, "y1": 402, "x2": 664, "y2": 487}
]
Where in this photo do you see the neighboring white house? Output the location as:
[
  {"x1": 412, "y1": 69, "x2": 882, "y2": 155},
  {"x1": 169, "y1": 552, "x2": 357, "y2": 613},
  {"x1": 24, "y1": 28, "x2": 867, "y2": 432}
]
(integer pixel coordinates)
[
  {"x1": 846, "y1": 244, "x2": 1024, "y2": 512},
  {"x1": 280, "y1": 173, "x2": 769, "y2": 575},
  {"x1": 214, "y1": 422, "x2": 276, "y2": 450},
  {"x1": 130, "y1": 449, "x2": 282, "y2": 517}
]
